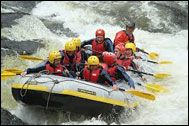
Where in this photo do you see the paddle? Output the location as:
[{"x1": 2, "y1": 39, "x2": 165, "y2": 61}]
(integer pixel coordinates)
[
  {"x1": 3, "y1": 68, "x2": 24, "y2": 74},
  {"x1": 19, "y1": 55, "x2": 44, "y2": 61},
  {"x1": 1, "y1": 71, "x2": 18, "y2": 80},
  {"x1": 145, "y1": 83, "x2": 169, "y2": 93},
  {"x1": 137, "y1": 48, "x2": 159, "y2": 60},
  {"x1": 1, "y1": 66, "x2": 73, "y2": 80},
  {"x1": 127, "y1": 69, "x2": 171, "y2": 79},
  {"x1": 137, "y1": 83, "x2": 168, "y2": 93},
  {"x1": 1, "y1": 68, "x2": 25, "y2": 80},
  {"x1": 143, "y1": 59, "x2": 173, "y2": 64},
  {"x1": 119, "y1": 88, "x2": 155, "y2": 101}
]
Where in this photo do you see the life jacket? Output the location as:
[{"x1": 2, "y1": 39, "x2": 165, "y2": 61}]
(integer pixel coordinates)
[
  {"x1": 83, "y1": 66, "x2": 101, "y2": 83},
  {"x1": 76, "y1": 50, "x2": 82, "y2": 61},
  {"x1": 117, "y1": 56, "x2": 132, "y2": 70},
  {"x1": 92, "y1": 39, "x2": 106, "y2": 55},
  {"x1": 45, "y1": 64, "x2": 64, "y2": 76},
  {"x1": 61, "y1": 50, "x2": 81, "y2": 71},
  {"x1": 106, "y1": 65, "x2": 117, "y2": 82},
  {"x1": 114, "y1": 30, "x2": 135, "y2": 46},
  {"x1": 117, "y1": 59, "x2": 123, "y2": 66},
  {"x1": 122, "y1": 58, "x2": 132, "y2": 70}
]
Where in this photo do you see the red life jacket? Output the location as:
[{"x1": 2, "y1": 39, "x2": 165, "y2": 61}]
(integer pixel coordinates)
[
  {"x1": 45, "y1": 64, "x2": 64, "y2": 76},
  {"x1": 117, "y1": 58, "x2": 132, "y2": 70},
  {"x1": 122, "y1": 58, "x2": 132, "y2": 70},
  {"x1": 76, "y1": 50, "x2": 82, "y2": 58},
  {"x1": 61, "y1": 50, "x2": 81, "y2": 71},
  {"x1": 114, "y1": 30, "x2": 135, "y2": 46},
  {"x1": 83, "y1": 66, "x2": 101, "y2": 83},
  {"x1": 92, "y1": 39, "x2": 106, "y2": 55},
  {"x1": 106, "y1": 65, "x2": 117, "y2": 82},
  {"x1": 117, "y1": 59, "x2": 123, "y2": 66}
]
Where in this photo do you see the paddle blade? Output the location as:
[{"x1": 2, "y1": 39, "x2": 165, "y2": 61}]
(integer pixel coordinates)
[
  {"x1": 126, "y1": 90, "x2": 155, "y2": 101},
  {"x1": 154, "y1": 73, "x2": 171, "y2": 79},
  {"x1": 150, "y1": 52, "x2": 159, "y2": 57},
  {"x1": 20, "y1": 55, "x2": 44, "y2": 61},
  {"x1": 1, "y1": 71, "x2": 17, "y2": 80},
  {"x1": 148, "y1": 52, "x2": 159, "y2": 60},
  {"x1": 1, "y1": 76, "x2": 9, "y2": 80},
  {"x1": 158, "y1": 61, "x2": 173, "y2": 64},
  {"x1": 125, "y1": 101, "x2": 139, "y2": 108},
  {"x1": 4, "y1": 68, "x2": 24, "y2": 74},
  {"x1": 145, "y1": 83, "x2": 168, "y2": 93}
]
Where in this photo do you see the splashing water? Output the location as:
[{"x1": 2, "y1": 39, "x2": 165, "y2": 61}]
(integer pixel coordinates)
[{"x1": 1, "y1": 1, "x2": 188, "y2": 125}]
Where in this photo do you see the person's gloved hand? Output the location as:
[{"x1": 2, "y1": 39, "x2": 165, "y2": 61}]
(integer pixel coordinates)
[
  {"x1": 128, "y1": 79, "x2": 135, "y2": 89},
  {"x1": 81, "y1": 46, "x2": 87, "y2": 52},
  {"x1": 76, "y1": 72, "x2": 80, "y2": 76},
  {"x1": 64, "y1": 69, "x2": 70, "y2": 74},
  {"x1": 21, "y1": 71, "x2": 27, "y2": 77},
  {"x1": 112, "y1": 84, "x2": 118, "y2": 90}
]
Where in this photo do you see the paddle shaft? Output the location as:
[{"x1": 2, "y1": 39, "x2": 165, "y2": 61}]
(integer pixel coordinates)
[
  {"x1": 142, "y1": 59, "x2": 158, "y2": 64},
  {"x1": 118, "y1": 88, "x2": 155, "y2": 100},
  {"x1": 127, "y1": 69, "x2": 153, "y2": 76},
  {"x1": 137, "y1": 48, "x2": 149, "y2": 55}
]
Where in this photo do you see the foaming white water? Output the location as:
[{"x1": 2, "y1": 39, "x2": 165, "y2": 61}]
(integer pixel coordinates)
[
  {"x1": 2, "y1": 1, "x2": 188, "y2": 125},
  {"x1": 61, "y1": 119, "x2": 107, "y2": 125},
  {"x1": 31, "y1": 1, "x2": 119, "y2": 41},
  {"x1": 126, "y1": 30, "x2": 188, "y2": 125},
  {"x1": 2, "y1": 15, "x2": 55, "y2": 41}
]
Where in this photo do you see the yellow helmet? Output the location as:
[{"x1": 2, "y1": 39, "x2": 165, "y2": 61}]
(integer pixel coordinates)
[
  {"x1": 48, "y1": 51, "x2": 62, "y2": 64},
  {"x1": 65, "y1": 41, "x2": 76, "y2": 51},
  {"x1": 72, "y1": 37, "x2": 81, "y2": 47},
  {"x1": 125, "y1": 42, "x2": 136, "y2": 53},
  {"x1": 87, "y1": 56, "x2": 99, "y2": 65}
]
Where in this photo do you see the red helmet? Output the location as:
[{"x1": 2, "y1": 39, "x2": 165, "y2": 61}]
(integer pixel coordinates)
[
  {"x1": 96, "y1": 29, "x2": 105, "y2": 37},
  {"x1": 115, "y1": 43, "x2": 126, "y2": 54},
  {"x1": 103, "y1": 52, "x2": 117, "y2": 66}
]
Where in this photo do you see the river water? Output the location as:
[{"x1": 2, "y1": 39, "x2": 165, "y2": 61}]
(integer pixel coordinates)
[{"x1": 1, "y1": 1, "x2": 188, "y2": 125}]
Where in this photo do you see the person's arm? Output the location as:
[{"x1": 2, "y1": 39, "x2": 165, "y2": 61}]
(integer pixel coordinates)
[
  {"x1": 76, "y1": 62, "x2": 85, "y2": 72},
  {"x1": 117, "y1": 66, "x2": 135, "y2": 89},
  {"x1": 80, "y1": 50, "x2": 88, "y2": 62},
  {"x1": 78, "y1": 69, "x2": 84, "y2": 79},
  {"x1": 131, "y1": 60, "x2": 147, "y2": 82},
  {"x1": 26, "y1": 64, "x2": 46, "y2": 74},
  {"x1": 130, "y1": 60, "x2": 143, "y2": 78},
  {"x1": 105, "y1": 38, "x2": 114, "y2": 52},
  {"x1": 99, "y1": 69, "x2": 116, "y2": 86},
  {"x1": 81, "y1": 39, "x2": 94, "y2": 48}
]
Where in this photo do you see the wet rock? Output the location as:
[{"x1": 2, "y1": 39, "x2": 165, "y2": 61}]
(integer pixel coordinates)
[
  {"x1": 1, "y1": 13, "x2": 28, "y2": 28},
  {"x1": 1, "y1": 37, "x2": 45, "y2": 55},
  {"x1": 1, "y1": 1, "x2": 41, "y2": 28},
  {"x1": 149, "y1": 1, "x2": 188, "y2": 30},
  {"x1": 1, "y1": 1, "x2": 41, "y2": 13},
  {"x1": 1, "y1": 48, "x2": 17, "y2": 62},
  {"x1": 1, "y1": 108, "x2": 28, "y2": 125},
  {"x1": 40, "y1": 18, "x2": 78, "y2": 37}
]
